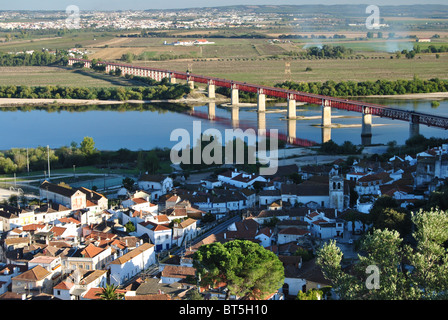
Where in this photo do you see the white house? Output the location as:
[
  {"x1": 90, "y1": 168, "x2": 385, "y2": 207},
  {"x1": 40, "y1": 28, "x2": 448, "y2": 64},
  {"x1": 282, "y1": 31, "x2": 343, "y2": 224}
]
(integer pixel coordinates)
[
  {"x1": 122, "y1": 197, "x2": 158, "y2": 214},
  {"x1": 277, "y1": 228, "x2": 311, "y2": 245},
  {"x1": 0, "y1": 264, "x2": 25, "y2": 295},
  {"x1": 53, "y1": 269, "x2": 108, "y2": 300},
  {"x1": 305, "y1": 210, "x2": 344, "y2": 239},
  {"x1": 62, "y1": 244, "x2": 112, "y2": 272},
  {"x1": 255, "y1": 227, "x2": 274, "y2": 248},
  {"x1": 137, "y1": 221, "x2": 172, "y2": 252},
  {"x1": 172, "y1": 218, "x2": 198, "y2": 247},
  {"x1": 259, "y1": 190, "x2": 282, "y2": 207},
  {"x1": 137, "y1": 174, "x2": 173, "y2": 201},
  {"x1": 217, "y1": 169, "x2": 267, "y2": 189},
  {"x1": 28, "y1": 256, "x2": 62, "y2": 275},
  {"x1": 108, "y1": 243, "x2": 156, "y2": 286}
]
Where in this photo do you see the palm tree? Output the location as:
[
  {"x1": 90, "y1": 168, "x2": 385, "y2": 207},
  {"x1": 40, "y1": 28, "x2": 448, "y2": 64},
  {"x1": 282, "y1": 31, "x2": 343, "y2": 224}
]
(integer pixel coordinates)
[{"x1": 96, "y1": 284, "x2": 124, "y2": 300}]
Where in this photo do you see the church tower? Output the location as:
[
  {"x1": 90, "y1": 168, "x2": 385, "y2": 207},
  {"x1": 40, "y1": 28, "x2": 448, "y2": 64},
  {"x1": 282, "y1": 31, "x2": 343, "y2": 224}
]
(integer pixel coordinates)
[{"x1": 329, "y1": 174, "x2": 345, "y2": 211}]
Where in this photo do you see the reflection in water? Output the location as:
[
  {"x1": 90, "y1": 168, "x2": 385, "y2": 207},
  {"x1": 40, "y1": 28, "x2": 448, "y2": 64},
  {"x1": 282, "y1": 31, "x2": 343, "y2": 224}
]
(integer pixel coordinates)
[{"x1": 0, "y1": 98, "x2": 447, "y2": 150}]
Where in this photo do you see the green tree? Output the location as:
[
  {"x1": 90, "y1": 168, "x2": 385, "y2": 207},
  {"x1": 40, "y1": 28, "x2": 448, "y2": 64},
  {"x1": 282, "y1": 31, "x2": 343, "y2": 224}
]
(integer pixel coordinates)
[
  {"x1": 124, "y1": 221, "x2": 136, "y2": 233},
  {"x1": 122, "y1": 177, "x2": 135, "y2": 192},
  {"x1": 316, "y1": 209, "x2": 448, "y2": 300},
  {"x1": 297, "y1": 288, "x2": 323, "y2": 300},
  {"x1": 193, "y1": 240, "x2": 285, "y2": 300},
  {"x1": 80, "y1": 136, "x2": 98, "y2": 156},
  {"x1": 95, "y1": 284, "x2": 124, "y2": 300}
]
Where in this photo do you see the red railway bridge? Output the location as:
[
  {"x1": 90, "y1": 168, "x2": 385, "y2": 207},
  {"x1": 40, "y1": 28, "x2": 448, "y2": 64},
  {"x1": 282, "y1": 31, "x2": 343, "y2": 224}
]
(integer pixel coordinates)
[{"x1": 68, "y1": 58, "x2": 448, "y2": 146}]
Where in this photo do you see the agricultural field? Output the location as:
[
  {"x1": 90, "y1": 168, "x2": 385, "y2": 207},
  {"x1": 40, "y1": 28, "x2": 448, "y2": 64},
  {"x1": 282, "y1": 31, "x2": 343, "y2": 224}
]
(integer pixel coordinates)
[
  {"x1": 0, "y1": 24, "x2": 447, "y2": 87},
  {"x1": 131, "y1": 52, "x2": 448, "y2": 85},
  {"x1": 0, "y1": 66, "x2": 145, "y2": 87}
]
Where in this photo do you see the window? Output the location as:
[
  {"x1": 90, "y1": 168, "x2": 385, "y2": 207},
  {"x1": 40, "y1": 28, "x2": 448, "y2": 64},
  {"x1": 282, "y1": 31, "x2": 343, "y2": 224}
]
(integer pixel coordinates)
[{"x1": 57, "y1": 290, "x2": 61, "y2": 295}]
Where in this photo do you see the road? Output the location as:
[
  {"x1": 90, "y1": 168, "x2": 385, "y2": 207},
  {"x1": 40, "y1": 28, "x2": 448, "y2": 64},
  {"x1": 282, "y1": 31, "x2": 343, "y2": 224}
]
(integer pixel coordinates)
[
  {"x1": 173, "y1": 214, "x2": 242, "y2": 256},
  {"x1": 118, "y1": 213, "x2": 242, "y2": 288}
]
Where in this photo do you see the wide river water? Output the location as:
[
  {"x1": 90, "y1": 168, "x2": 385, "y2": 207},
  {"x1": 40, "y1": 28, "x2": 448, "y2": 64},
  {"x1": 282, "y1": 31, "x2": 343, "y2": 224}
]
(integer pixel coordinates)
[{"x1": 0, "y1": 97, "x2": 447, "y2": 151}]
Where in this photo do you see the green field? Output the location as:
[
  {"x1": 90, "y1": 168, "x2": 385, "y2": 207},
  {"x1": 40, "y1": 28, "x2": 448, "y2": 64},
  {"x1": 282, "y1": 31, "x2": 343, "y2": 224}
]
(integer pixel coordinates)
[
  {"x1": 0, "y1": 66, "x2": 148, "y2": 87},
  {"x1": 0, "y1": 25, "x2": 447, "y2": 87},
  {"x1": 133, "y1": 53, "x2": 448, "y2": 85}
]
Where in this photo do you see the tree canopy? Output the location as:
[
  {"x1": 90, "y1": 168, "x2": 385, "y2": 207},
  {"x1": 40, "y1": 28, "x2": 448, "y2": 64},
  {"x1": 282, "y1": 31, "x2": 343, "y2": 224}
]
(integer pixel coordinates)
[
  {"x1": 316, "y1": 209, "x2": 448, "y2": 300},
  {"x1": 193, "y1": 239, "x2": 285, "y2": 300}
]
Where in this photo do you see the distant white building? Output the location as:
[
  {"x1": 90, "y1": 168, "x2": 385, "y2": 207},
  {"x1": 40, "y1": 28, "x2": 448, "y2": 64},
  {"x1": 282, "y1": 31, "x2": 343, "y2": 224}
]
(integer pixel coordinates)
[
  {"x1": 137, "y1": 174, "x2": 173, "y2": 201},
  {"x1": 217, "y1": 169, "x2": 267, "y2": 189},
  {"x1": 108, "y1": 243, "x2": 156, "y2": 286}
]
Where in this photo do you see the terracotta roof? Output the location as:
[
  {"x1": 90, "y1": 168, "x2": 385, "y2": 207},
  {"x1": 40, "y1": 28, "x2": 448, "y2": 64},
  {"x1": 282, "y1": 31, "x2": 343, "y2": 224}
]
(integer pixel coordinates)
[
  {"x1": 312, "y1": 219, "x2": 328, "y2": 225},
  {"x1": 49, "y1": 226, "x2": 66, "y2": 237},
  {"x1": 278, "y1": 228, "x2": 311, "y2": 236},
  {"x1": 29, "y1": 256, "x2": 58, "y2": 265},
  {"x1": 58, "y1": 217, "x2": 81, "y2": 225},
  {"x1": 86, "y1": 200, "x2": 97, "y2": 207},
  {"x1": 54, "y1": 281, "x2": 74, "y2": 290},
  {"x1": 22, "y1": 224, "x2": 46, "y2": 232},
  {"x1": 191, "y1": 234, "x2": 224, "y2": 250},
  {"x1": 178, "y1": 218, "x2": 197, "y2": 229},
  {"x1": 256, "y1": 227, "x2": 273, "y2": 238},
  {"x1": 79, "y1": 270, "x2": 108, "y2": 285},
  {"x1": 125, "y1": 294, "x2": 171, "y2": 300},
  {"x1": 140, "y1": 221, "x2": 171, "y2": 232},
  {"x1": 156, "y1": 214, "x2": 170, "y2": 223},
  {"x1": 13, "y1": 265, "x2": 51, "y2": 281},
  {"x1": 110, "y1": 243, "x2": 154, "y2": 265},
  {"x1": 161, "y1": 265, "x2": 196, "y2": 279},
  {"x1": 357, "y1": 172, "x2": 393, "y2": 184},
  {"x1": 132, "y1": 197, "x2": 148, "y2": 204},
  {"x1": 80, "y1": 243, "x2": 105, "y2": 258},
  {"x1": 0, "y1": 292, "x2": 25, "y2": 300},
  {"x1": 166, "y1": 195, "x2": 180, "y2": 202}
]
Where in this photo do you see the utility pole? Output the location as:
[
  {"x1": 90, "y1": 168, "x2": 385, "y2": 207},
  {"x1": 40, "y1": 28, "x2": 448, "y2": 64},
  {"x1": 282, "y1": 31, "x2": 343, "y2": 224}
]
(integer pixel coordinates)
[
  {"x1": 47, "y1": 145, "x2": 51, "y2": 180},
  {"x1": 26, "y1": 148, "x2": 29, "y2": 174}
]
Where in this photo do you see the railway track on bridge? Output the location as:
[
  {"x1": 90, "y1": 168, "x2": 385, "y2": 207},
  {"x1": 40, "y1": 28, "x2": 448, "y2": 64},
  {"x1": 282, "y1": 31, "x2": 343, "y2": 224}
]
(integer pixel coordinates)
[{"x1": 68, "y1": 58, "x2": 448, "y2": 131}]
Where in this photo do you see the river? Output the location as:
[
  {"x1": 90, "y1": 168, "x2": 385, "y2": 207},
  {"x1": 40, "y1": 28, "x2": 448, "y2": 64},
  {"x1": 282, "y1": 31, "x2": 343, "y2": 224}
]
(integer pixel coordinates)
[{"x1": 0, "y1": 97, "x2": 447, "y2": 151}]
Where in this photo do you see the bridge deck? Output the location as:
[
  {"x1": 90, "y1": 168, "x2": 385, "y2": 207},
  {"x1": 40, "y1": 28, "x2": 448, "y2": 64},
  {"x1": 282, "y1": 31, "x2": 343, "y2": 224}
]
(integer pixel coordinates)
[{"x1": 68, "y1": 58, "x2": 448, "y2": 130}]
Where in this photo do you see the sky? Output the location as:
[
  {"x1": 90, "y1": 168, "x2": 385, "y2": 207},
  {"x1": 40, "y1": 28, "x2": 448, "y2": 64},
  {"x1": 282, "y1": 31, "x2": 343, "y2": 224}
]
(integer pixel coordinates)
[{"x1": 1, "y1": 0, "x2": 447, "y2": 11}]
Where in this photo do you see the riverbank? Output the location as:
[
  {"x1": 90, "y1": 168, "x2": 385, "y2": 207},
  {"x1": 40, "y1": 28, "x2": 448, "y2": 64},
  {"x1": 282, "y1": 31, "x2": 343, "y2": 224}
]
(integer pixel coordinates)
[
  {"x1": 0, "y1": 96, "x2": 228, "y2": 107},
  {"x1": 364, "y1": 92, "x2": 448, "y2": 100}
]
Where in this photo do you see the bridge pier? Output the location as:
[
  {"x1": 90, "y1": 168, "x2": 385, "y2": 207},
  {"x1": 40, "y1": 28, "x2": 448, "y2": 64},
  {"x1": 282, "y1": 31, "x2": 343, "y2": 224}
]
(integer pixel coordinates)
[
  {"x1": 257, "y1": 89, "x2": 266, "y2": 112},
  {"x1": 410, "y1": 115, "x2": 420, "y2": 138},
  {"x1": 208, "y1": 102, "x2": 216, "y2": 120},
  {"x1": 258, "y1": 111, "x2": 266, "y2": 135},
  {"x1": 208, "y1": 82, "x2": 216, "y2": 99},
  {"x1": 231, "y1": 86, "x2": 239, "y2": 106},
  {"x1": 287, "y1": 119, "x2": 296, "y2": 144},
  {"x1": 322, "y1": 100, "x2": 331, "y2": 127},
  {"x1": 231, "y1": 106, "x2": 239, "y2": 128},
  {"x1": 361, "y1": 107, "x2": 373, "y2": 145},
  {"x1": 169, "y1": 74, "x2": 176, "y2": 84},
  {"x1": 322, "y1": 127, "x2": 332, "y2": 144},
  {"x1": 287, "y1": 94, "x2": 296, "y2": 119},
  {"x1": 187, "y1": 77, "x2": 194, "y2": 90}
]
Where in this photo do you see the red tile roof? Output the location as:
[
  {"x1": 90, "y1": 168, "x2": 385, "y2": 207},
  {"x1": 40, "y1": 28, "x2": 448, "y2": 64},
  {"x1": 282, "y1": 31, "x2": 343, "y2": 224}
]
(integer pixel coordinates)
[
  {"x1": 54, "y1": 281, "x2": 74, "y2": 290},
  {"x1": 80, "y1": 243, "x2": 105, "y2": 258}
]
